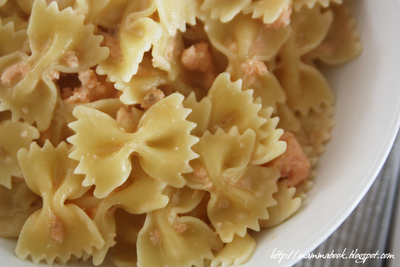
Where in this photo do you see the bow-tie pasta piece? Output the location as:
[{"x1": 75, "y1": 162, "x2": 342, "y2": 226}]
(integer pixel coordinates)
[
  {"x1": 290, "y1": 5, "x2": 334, "y2": 56},
  {"x1": 154, "y1": 0, "x2": 197, "y2": 37},
  {"x1": 295, "y1": 105, "x2": 335, "y2": 156},
  {"x1": 282, "y1": 62, "x2": 334, "y2": 115},
  {"x1": 137, "y1": 186, "x2": 222, "y2": 267},
  {"x1": 248, "y1": 72, "x2": 286, "y2": 111},
  {"x1": 252, "y1": 107, "x2": 286, "y2": 165},
  {"x1": 96, "y1": 1, "x2": 161, "y2": 83},
  {"x1": 37, "y1": 101, "x2": 76, "y2": 147},
  {"x1": 183, "y1": 92, "x2": 212, "y2": 137},
  {"x1": 260, "y1": 179, "x2": 302, "y2": 228},
  {"x1": 211, "y1": 234, "x2": 256, "y2": 267},
  {"x1": 211, "y1": 163, "x2": 280, "y2": 242},
  {"x1": 243, "y1": 0, "x2": 292, "y2": 26},
  {"x1": 0, "y1": 178, "x2": 41, "y2": 237},
  {"x1": 204, "y1": 12, "x2": 290, "y2": 108},
  {"x1": 16, "y1": 0, "x2": 78, "y2": 14},
  {"x1": 119, "y1": 93, "x2": 199, "y2": 188},
  {"x1": 274, "y1": 5, "x2": 334, "y2": 115},
  {"x1": 28, "y1": 0, "x2": 108, "y2": 70},
  {"x1": 0, "y1": 51, "x2": 56, "y2": 132},
  {"x1": 16, "y1": 141, "x2": 104, "y2": 264},
  {"x1": 78, "y1": 0, "x2": 129, "y2": 28},
  {"x1": 274, "y1": 4, "x2": 334, "y2": 70},
  {"x1": 0, "y1": 119, "x2": 39, "y2": 188},
  {"x1": 0, "y1": 0, "x2": 108, "y2": 131},
  {"x1": 186, "y1": 127, "x2": 255, "y2": 191},
  {"x1": 294, "y1": 176, "x2": 315, "y2": 201},
  {"x1": 137, "y1": 210, "x2": 220, "y2": 267},
  {"x1": 184, "y1": 73, "x2": 285, "y2": 165},
  {"x1": 166, "y1": 184, "x2": 208, "y2": 218},
  {"x1": 306, "y1": 2, "x2": 362, "y2": 65},
  {"x1": 67, "y1": 105, "x2": 137, "y2": 198},
  {"x1": 68, "y1": 93, "x2": 198, "y2": 198},
  {"x1": 0, "y1": 18, "x2": 28, "y2": 56},
  {"x1": 0, "y1": 0, "x2": 27, "y2": 22},
  {"x1": 293, "y1": 0, "x2": 342, "y2": 11},
  {"x1": 205, "y1": 13, "x2": 290, "y2": 78},
  {"x1": 90, "y1": 159, "x2": 168, "y2": 265},
  {"x1": 152, "y1": 30, "x2": 185, "y2": 80},
  {"x1": 39, "y1": 97, "x2": 128, "y2": 147},
  {"x1": 188, "y1": 73, "x2": 266, "y2": 137},
  {"x1": 191, "y1": 127, "x2": 280, "y2": 242},
  {"x1": 200, "y1": 0, "x2": 251, "y2": 23},
  {"x1": 114, "y1": 54, "x2": 170, "y2": 106},
  {"x1": 275, "y1": 103, "x2": 301, "y2": 133}
]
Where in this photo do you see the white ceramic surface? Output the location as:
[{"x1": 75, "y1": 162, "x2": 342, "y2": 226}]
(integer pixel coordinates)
[{"x1": 2, "y1": 0, "x2": 400, "y2": 266}]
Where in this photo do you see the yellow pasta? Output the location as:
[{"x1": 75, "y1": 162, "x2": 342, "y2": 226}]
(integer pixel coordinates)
[
  {"x1": 0, "y1": 118, "x2": 39, "y2": 188},
  {"x1": 16, "y1": 141, "x2": 104, "y2": 264},
  {"x1": 137, "y1": 186, "x2": 221, "y2": 267},
  {"x1": 96, "y1": 0, "x2": 161, "y2": 83},
  {"x1": 274, "y1": 4, "x2": 335, "y2": 116},
  {"x1": 0, "y1": 178, "x2": 41, "y2": 237},
  {"x1": 243, "y1": 0, "x2": 292, "y2": 25},
  {"x1": 0, "y1": 17, "x2": 28, "y2": 57},
  {"x1": 293, "y1": 0, "x2": 343, "y2": 11},
  {"x1": 152, "y1": 31, "x2": 185, "y2": 80},
  {"x1": 304, "y1": 2, "x2": 362, "y2": 64},
  {"x1": 189, "y1": 127, "x2": 280, "y2": 243},
  {"x1": 154, "y1": 0, "x2": 197, "y2": 37},
  {"x1": 91, "y1": 159, "x2": 168, "y2": 265},
  {"x1": 259, "y1": 179, "x2": 302, "y2": 228},
  {"x1": 79, "y1": 0, "x2": 129, "y2": 28},
  {"x1": 211, "y1": 234, "x2": 256, "y2": 267},
  {"x1": 0, "y1": 0, "x2": 108, "y2": 130},
  {"x1": 0, "y1": 0, "x2": 362, "y2": 266},
  {"x1": 68, "y1": 93, "x2": 198, "y2": 197},
  {"x1": 201, "y1": 0, "x2": 251, "y2": 23}
]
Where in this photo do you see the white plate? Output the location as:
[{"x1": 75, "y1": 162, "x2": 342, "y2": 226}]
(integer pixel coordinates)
[{"x1": 2, "y1": 0, "x2": 400, "y2": 266}]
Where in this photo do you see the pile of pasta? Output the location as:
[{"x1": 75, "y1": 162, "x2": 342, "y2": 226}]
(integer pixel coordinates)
[{"x1": 0, "y1": 0, "x2": 361, "y2": 266}]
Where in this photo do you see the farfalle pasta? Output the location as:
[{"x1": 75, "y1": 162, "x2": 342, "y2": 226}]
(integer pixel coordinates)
[
  {"x1": 0, "y1": 0, "x2": 361, "y2": 266},
  {"x1": 16, "y1": 141, "x2": 104, "y2": 264}
]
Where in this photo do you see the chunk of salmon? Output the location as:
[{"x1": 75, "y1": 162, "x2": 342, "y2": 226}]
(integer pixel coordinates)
[
  {"x1": 49, "y1": 212, "x2": 64, "y2": 244},
  {"x1": 266, "y1": 132, "x2": 310, "y2": 187},
  {"x1": 181, "y1": 42, "x2": 216, "y2": 88},
  {"x1": 62, "y1": 69, "x2": 119, "y2": 103},
  {"x1": 63, "y1": 51, "x2": 80, "y2": 68},
  {"x1": 191, "y1": 163, "x2": 213, "y2": 190},
  {"x1": 140, "y1": 88, "x2": 165, "y2": 109},
  {"x1": 181, "y1": 42, "x2": 213, "y2": 72},
  {"x1": 116, "y1": 107, "x2": 139, "y2": 133},
  {"x1": 266, "y1": 4, "x2": 292, "y2": 29},
  {"x1": 1, "y1": 61, "x2": 29, "y2": 86},
  {"x1": 241, "y1": 57, "x2": 268, "y2": 84},
  {"x1": 101, "y1": 30, "x2": 122, "y2": 62}
]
